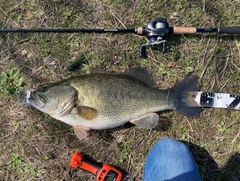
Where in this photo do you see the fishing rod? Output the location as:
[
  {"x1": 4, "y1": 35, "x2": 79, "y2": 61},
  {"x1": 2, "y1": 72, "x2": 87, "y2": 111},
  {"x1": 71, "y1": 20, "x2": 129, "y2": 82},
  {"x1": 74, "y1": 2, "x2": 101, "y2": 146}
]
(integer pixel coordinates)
[{"x1": 1, "y1": 18, "x2": 240, "y2": 58}]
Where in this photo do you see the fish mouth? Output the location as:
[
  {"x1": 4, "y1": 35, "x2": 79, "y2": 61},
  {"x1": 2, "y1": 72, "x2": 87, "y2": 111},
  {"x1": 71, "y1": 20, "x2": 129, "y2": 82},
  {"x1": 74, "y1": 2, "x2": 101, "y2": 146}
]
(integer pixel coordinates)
[{"x1": 28, "y1": 92, "x2": 46, "y2": 108}]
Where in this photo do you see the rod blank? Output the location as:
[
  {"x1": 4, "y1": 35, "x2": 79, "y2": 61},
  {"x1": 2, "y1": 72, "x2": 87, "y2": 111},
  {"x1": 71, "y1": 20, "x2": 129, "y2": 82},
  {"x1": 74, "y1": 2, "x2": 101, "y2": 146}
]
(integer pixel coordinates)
[
  {"x1": 1, "y1": 26, "x2": 240, "y2": 35},
  {"x1": 0, "y1": 28, "x2": 136, "y2": 33}
]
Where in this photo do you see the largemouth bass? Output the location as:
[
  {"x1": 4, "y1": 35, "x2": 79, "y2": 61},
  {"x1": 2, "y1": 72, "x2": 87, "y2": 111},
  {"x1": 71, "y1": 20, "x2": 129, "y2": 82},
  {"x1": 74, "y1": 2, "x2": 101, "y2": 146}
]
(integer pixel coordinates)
[{"x1": 28, "y1": 69, "x2": 200, "y2": 140}]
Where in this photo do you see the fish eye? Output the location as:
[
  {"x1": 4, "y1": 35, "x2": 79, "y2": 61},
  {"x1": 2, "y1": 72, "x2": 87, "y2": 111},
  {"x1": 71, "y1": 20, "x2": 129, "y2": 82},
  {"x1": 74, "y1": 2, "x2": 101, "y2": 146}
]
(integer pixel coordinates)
[{"x1": 41, "y1": 87, "x2": 48, "y2": 92}]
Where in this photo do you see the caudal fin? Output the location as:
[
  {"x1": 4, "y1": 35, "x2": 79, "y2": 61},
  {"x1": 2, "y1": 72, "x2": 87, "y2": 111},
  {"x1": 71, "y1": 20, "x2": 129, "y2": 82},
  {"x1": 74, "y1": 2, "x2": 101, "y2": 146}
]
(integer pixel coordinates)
[{"x1": 171, "y1": 75, "x2": 201, "y2": 118}]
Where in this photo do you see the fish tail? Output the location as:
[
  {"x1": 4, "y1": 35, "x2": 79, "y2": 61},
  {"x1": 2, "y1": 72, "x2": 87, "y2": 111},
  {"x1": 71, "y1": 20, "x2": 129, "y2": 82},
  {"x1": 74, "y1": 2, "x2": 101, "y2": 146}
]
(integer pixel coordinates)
[{"x1": 171, "y1": 75, "x2": 201, "y2": 118}]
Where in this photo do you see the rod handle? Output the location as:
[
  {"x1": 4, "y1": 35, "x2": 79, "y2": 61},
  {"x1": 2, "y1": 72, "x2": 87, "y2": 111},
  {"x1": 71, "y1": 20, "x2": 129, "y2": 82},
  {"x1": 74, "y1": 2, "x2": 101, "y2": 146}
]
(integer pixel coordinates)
[
  {"x1": 173, "y1": 27, "x2": 197, "y2": 34},
  {"x1": 219, "y1": 27, "x2": 240, "y2": 34}
]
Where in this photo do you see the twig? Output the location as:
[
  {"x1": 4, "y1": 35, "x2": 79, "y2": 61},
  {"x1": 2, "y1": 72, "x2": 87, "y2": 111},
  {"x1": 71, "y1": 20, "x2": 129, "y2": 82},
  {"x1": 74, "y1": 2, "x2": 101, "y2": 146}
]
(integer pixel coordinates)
[
  {"x1": 210, "y1": 78, "x2": 216, "y2": 91},
  {"x1": 202, "y1": 0, "x2": 206, "y2": 12},
  {"x1": 231, "y1": 61, "x2": 240, "y2": 72},
  {"x1": 231, "y1": 129, "x2": 240, "y2": 145},
  {"x1": 110, "y1": 11, "x2": 127, "y2": 29},
  {"x1": 186, "y1": 118, "x2": 194, "y2": 132},
  {"x1": 220, "y1": 54, "x2": 230, "y2": 75},
  {"x1": 200, "y1": 40, "x2": 217, "y2": 78},
  {"x1": 220, "y1": 75, "x2": 232, "y2": 91}
]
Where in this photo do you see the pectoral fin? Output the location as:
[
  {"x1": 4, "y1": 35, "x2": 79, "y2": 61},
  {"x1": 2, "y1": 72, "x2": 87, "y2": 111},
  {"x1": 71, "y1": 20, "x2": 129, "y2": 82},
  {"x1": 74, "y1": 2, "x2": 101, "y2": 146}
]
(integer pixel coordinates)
[
  {"x1": 76, "y1": 106, "x2": 98, "y2": 120},
  {"x1": 74, "y1": 125, "x2": 90, "y2": 140},
  {"x1": 130, "y1": 113, "x2": 159, "y2": 129}
]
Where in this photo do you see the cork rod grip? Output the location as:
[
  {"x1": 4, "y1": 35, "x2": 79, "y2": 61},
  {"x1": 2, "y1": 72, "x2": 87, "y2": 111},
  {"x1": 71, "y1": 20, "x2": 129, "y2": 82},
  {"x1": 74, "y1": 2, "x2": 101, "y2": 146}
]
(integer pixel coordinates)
[
  {"x1": 136, "y1": 26, "x2": 145, "y2": 35},
  {"x1": 173, "y1": 27, "x2": 197, "y2": 34}
]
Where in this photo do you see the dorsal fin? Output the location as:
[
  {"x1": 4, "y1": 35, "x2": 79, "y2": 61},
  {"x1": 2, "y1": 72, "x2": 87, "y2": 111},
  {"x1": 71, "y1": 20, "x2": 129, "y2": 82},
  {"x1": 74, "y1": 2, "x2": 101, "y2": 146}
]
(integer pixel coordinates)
[
  {"x1": 90, "y1": 67, "x2": 107, "y2": 74},
  {"x1": 90, "y1": 67, "x2": 156, "y2": 86},
  {"x1": 123, "y1": 67, "x2": 156, "y2": 86}
]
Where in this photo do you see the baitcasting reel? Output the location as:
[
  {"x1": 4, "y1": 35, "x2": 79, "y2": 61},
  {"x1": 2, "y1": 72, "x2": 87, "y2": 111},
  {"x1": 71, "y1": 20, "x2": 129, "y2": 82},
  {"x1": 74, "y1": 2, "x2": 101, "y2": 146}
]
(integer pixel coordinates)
[{"x1": 136, "y1": 18, "x2": 169, "y2": 58}]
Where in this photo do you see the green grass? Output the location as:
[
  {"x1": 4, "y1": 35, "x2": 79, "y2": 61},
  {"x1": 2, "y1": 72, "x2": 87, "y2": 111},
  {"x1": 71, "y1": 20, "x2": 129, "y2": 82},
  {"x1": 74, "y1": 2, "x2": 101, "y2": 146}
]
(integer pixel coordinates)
[
  {"x1": 7, "y1": 153, "x2": 43, "y2": 179},
  {"x1": 0, "y1": 1, "x2": 239, "y2": 181},
  {"x1": 0, "y1": 69, "x2": 25, "y2": 96}
]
